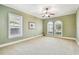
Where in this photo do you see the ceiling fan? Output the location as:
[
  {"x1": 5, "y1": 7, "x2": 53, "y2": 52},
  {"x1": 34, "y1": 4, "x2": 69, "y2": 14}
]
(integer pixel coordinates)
[{"x1": 42, "y1": 7, "x2": 55, "y2": 18}]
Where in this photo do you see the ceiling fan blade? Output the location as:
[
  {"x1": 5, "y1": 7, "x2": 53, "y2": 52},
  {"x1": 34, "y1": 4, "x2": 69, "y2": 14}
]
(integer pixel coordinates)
[{"x1": 50, "y1": 13, "x2": 55, "y2": 15}]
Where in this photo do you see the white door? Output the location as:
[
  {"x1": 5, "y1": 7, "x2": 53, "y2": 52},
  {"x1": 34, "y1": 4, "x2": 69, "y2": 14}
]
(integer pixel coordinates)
[
  {"x1": 47, "y1": 22, "x2": 54, "y2": 36},
  {"x1": 54, "y1": 20, "x2": 63, "y2": 37}
]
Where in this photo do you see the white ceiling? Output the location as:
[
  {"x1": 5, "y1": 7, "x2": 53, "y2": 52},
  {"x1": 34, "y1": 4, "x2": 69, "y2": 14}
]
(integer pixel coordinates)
[{"x1": 4, "y1": 4, "x2": 79, "y2": 19}]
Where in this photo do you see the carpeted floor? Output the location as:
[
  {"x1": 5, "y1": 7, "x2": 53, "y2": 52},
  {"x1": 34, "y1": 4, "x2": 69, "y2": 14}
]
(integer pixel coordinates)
[{"x1": 0, "y1": 36, "x2": 79, "y2": 55}]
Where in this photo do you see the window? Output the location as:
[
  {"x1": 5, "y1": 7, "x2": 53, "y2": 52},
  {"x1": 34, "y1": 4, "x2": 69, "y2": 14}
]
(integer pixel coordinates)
[{"x1": 8, "y1": 13, "x2": 23, "y2": 39}]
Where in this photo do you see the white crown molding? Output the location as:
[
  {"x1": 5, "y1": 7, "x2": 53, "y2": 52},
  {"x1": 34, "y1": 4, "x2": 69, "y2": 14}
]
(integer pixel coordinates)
[{"x1": 3, "y1": 4, "x2": 79, "y2": 19}]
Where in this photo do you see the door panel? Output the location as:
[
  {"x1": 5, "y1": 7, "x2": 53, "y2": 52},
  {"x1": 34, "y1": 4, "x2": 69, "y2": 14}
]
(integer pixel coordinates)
[
  {"x1": 54, "y1": 21, "x2": 63, "y2": 37},
  {"x1": 47, "y1": 22, "x2": 54, "y2": 36}
]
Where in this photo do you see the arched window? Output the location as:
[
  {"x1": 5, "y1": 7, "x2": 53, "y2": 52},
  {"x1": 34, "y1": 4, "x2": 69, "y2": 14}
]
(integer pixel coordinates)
[
  {"x1": 47, "y1": 22, "x2": 53, "y2": 34},
  {"x1": 54, "y1": 20, "x2": 63, "y2": 36}
]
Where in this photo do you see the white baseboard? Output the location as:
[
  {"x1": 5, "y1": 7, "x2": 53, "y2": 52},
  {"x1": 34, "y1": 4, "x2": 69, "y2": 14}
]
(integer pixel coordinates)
[
  {"x1": 76, "y1": 40, "x2": 79, "y2": 46},
  {"x1": 0, "y1": 34, "x2": 43, "y2": 48},
  {"x1": 58, "y1": 37, "x2": 76, "y2": 40},
  {"x1": 53, "y1": 36, "x2": 76, "y2": 40}
]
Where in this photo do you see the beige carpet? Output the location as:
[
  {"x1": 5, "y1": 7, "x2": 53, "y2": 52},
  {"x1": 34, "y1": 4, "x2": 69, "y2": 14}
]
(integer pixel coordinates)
[{"x1": 0, "y1": 36, "x2": 79, "y2": 55}]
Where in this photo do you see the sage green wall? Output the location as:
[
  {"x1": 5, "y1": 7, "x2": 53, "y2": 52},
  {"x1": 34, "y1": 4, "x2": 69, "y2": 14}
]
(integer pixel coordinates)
[
  {"x1": 0, "y1": 5, "x2": 43, "y2": 44},
  {"x1": 76, "y1": 8, "x2": 79, "y2": 41},
  {"x1": 43, "y1": 14, "x2": 76, "y2": 38}
]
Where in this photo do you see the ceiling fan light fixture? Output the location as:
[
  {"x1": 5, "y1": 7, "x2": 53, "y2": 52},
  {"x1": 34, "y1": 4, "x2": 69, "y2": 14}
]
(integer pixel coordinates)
[{"x1": 41, "y1": 7, "x2": 56, "y2": 18}]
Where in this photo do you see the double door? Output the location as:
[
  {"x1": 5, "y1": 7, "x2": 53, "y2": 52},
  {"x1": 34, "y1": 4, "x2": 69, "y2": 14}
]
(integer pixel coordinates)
[{"x1": 47, "y1": 21, "x2": 63, "y2": 37}]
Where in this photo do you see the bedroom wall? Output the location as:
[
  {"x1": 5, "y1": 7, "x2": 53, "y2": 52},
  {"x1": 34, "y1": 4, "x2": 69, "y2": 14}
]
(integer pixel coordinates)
[
  {"x1": 76, "y1": 8, "x2": 79, "y2": 42},
  {"x1": 43, "y1": 14, "x2": 76, "y2": 38},
  {"x1": 0, "y1": 5, "x2": 43, "y2": 44}
]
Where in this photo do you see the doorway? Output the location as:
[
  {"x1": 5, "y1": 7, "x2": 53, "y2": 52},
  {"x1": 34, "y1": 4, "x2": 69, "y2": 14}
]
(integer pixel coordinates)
[{"x1": 47, "y1": 20, "x2": 63, "y2": 37}]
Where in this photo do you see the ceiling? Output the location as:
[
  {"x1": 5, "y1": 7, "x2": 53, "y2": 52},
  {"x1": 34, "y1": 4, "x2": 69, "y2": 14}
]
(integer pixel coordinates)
[{"x1": 4, "y1": 4, "x2": 79, "y2": 19}]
